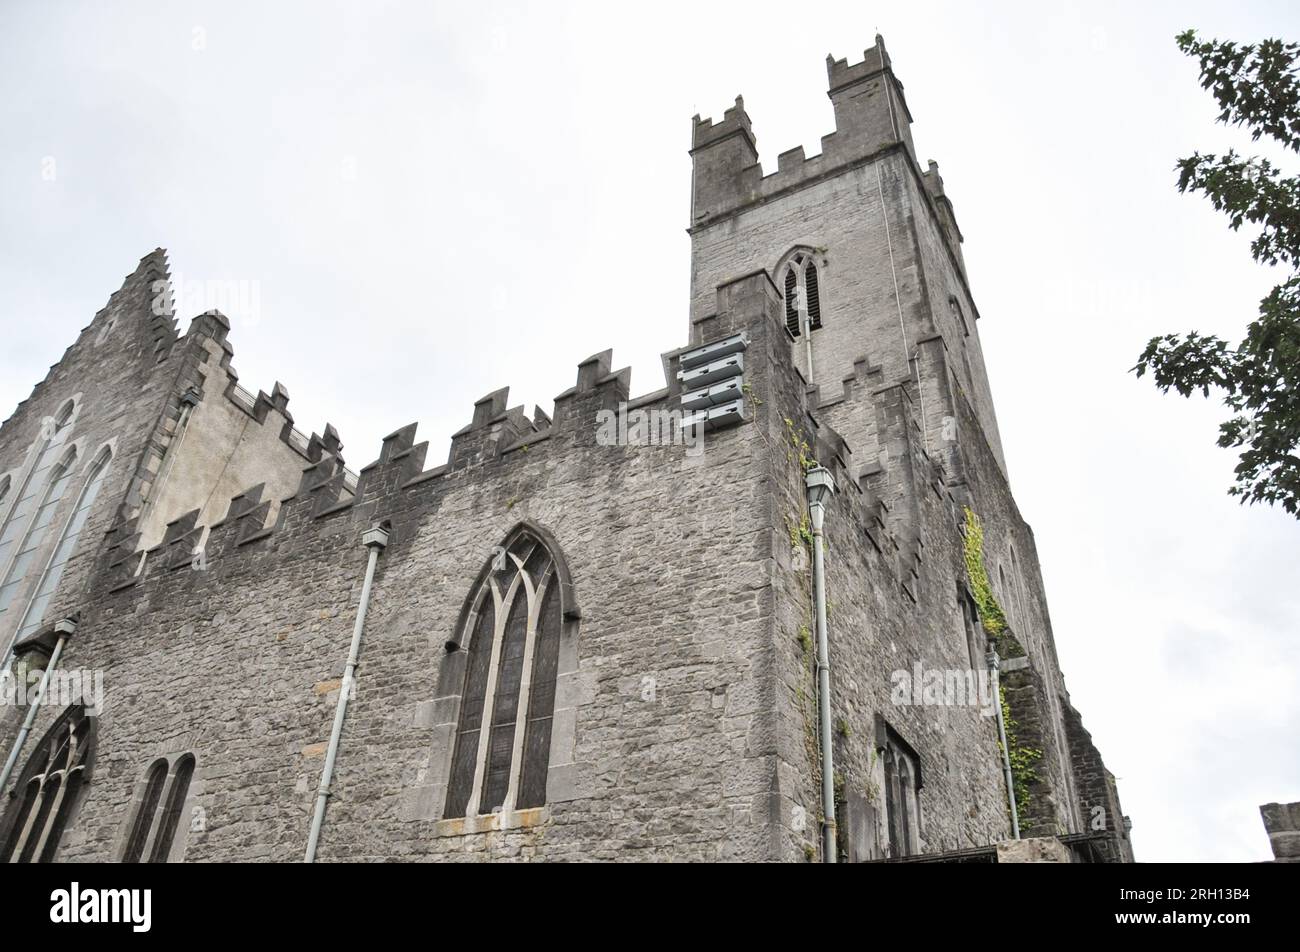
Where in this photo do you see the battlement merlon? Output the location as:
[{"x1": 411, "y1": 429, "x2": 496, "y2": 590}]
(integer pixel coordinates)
[
  {"x1": 690, "y1": 35, "x2": 920, "y2": 230},
  {"x1": 690, "y1": 96, "x2": 760, "y2": 226},
  {"x1": 922, "y1": 159, "x2": 966, "y2": 275},
  {"x1": 825, "y1": 35, "x2": 916, "y2": 162},
  {"x1": 691, "y1": 95, "x2": 757, "y2": 154}
]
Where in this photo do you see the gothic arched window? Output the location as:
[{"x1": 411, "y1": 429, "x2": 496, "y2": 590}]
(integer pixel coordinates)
[
  {"x1": 13, "y1": 446, "x2": 112, "y2": 644},
  {"x1": 780, "y1": 250, "x2": 823, "y2": 338},
  {"x1": 122, "y1": 760, "x2": 168, "y2": 862},
  {"x1": 443, "y1": 528, "x2": 571, "y2": 819},
  {"x1": 0, "y1": 401, "x2": 75, "y2": 581},
  {"x1": 122, "y1": 753, "x2": 196, "y2": 863},
  {"x1": 877, "y1": 718, "x2": 922, "y2": 858},
  {"x1": 0, "y1": 446, "x2": 78, "y2": 659},
  {"x1": 150, "y1": 754, "x2": 195, "y2": 863},
  {"x1": 0, "y1": 704, "x2": 95, "y2": 863}
]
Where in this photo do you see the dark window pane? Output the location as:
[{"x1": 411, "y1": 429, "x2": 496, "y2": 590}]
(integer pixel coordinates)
[
  {"x1": 20, "y1": 776, "x2": 60, "y2": 863},
  {"x1": 2, "y1": 781, "x2": 40, "y2": 862},
  {"x1": 149, "y1": 755, "x2": 195, "y2": 863},
  {"x1": 443, "y1": 598, "x2": 496, "y2": 818},
  {"x1": 123, "y1": 760, "x2": 168, "y2": 863},
  {"x1": 518, "y1": 581, "x2": 561, "y2": 809},
  {"x1": 480, "y1": 588, "x2": 529, "y2": 813},
  {"x1": 40, "y1": 771, "x2": 83, "y2": 863}
]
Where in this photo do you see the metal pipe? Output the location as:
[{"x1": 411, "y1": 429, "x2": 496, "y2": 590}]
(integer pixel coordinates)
[
  {"x1": 803, "y1": 306, "x2": 816, "y2": 384},
  {"x1": 805, "y1": 466, "x2": 837, "y2": 863},
  {"x1": 987, "y1": 645, "x2": 1021, "y2": 839},
  {"x1": 0, "y1": 617, "x2": 76, "y2": 794},
  {"x1": 875, "y1": 162, "x2": 930, "y2": 455},
  {"x1": 811, "y1": 513, "x2": 836, "y2": 861},
  {"x1": 304, "y1": 523, "x2": 388, "y2": 863}
]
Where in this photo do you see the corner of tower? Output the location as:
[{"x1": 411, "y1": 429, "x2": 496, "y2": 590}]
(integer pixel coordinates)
[
  {"x1": 822, "y1": 34, "x2": 917, "y2": 167},
  {"x1": 690, "y1": 96, "x2": 761, "y2": 228}
]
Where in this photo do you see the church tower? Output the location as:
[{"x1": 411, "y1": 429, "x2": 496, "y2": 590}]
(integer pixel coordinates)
[
  {"x1": 690, "y1": 37, "x2": 1129, "y2": 854},
  {"x1": 689, "y1": 35, "x2": 1006, "y2": 484}
]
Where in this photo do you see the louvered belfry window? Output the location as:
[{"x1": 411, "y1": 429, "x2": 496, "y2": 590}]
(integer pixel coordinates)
[
  {"x1": 444, "y1": 530, "x2": 564, "y2": 818},
  {"x1": 782, "y1": 252, "x2": 823, "y2": 337}
]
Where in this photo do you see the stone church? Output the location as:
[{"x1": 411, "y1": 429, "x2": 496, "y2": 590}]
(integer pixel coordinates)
[{"x1": 0, "y1": 37, "x2": 1132, "y2": 862}]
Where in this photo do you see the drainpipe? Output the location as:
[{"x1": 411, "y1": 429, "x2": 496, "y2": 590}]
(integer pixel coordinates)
[
  {"x1": 987, "y1": 645, "x2": 1020, "y2": 839},
  {"x1": 304, "y1": 523, "x2": 389, "y2": 863},
  {"x1": 802, "y1": 308, "x2": 816, "y2": 383},
  {"x1": 0, "y1": 617, "x2": 76, "y2": 795},
  {"x1": 805, "y1": 466, "x2": 837, "y2": 862}
]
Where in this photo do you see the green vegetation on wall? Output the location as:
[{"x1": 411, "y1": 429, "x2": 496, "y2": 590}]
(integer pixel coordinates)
[
  {"x1": 999, "y1": 685, "x2": 1042, "y2": 823},
  {"x1": 961, "y1": 508, "x2": 1022, "y2": 659},
  {"x1": 963, "y1": 506, "x2": 1041, "y2": 824}
]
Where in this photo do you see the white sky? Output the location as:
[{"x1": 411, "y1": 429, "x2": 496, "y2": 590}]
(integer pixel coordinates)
[{"x1": 1, "y1": 0, "x2": 1297, "y2": 862}]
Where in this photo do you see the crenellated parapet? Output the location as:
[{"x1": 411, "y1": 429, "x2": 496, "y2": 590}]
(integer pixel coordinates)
[
  {"x1": 690, "y1": 35, "x2": 918, "y2": 231},
  {"x1": 90, "y1": 258, "x2": 957, "y2": 636},
  {"x1": 206, "y1": 483, "x2": 273, "y2": 555},
  {"x1": 448, "y1": 388, "x2": 536, "y2": 471},
  {"x1": 551, "y1": 350, "x2": 632, "y2": 440},
  {"x1": 350, "y1": 424, "x2": 429, "y2": 506}
]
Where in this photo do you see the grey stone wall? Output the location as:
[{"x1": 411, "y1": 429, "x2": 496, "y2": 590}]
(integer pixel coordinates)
[{"x1": 1260, "y1": 802, "x2": 1300, "y2": 863}]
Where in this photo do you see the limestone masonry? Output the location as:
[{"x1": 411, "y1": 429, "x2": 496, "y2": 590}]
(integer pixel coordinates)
[{"x1": 0, "y1": 37, "x2": 1132, "y2": 863}]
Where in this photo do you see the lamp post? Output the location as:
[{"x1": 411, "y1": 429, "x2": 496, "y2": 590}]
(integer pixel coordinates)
[{"x1": 805, "y1": 465, "x2": 837, "y2": 863}]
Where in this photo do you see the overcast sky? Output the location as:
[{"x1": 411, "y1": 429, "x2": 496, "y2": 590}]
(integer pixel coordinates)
[{"x1": 2, "y1": 0, "x2": 1297, "y2": 862}]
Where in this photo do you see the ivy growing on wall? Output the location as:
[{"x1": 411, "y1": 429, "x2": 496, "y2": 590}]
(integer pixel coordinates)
[
  {"x1": 999, "y1": 685, "x2": 1042, "y2": 823},
  {"x1": 783, "y1": 417, "x2": 819, "y2": 473},
  {"x1": 962, "y1": 506, "x2": 1041, "y2": 822},
  {"x1": 961, "y1": 507, "x2": 1022, "y2": 659}
]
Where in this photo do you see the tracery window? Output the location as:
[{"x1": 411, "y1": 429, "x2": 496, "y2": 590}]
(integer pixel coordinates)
[
  {"x1": 443, "y1": 529, "x2": 566, "y2": 818},
  {"x1": 781, "y1": 250, "x2": 823, "y2": 338},
  {"x1": 0, "y1": 704, "x2": 95, "y2": 863}
]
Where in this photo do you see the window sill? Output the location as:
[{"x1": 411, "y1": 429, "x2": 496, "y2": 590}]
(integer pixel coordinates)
[{"x1": 435, "y1": 807, "x2": 548, "y2": 837}]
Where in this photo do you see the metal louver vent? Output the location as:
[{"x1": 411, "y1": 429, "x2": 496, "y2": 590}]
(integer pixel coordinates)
[
  {"x1": 805, "y1": 260, "x2": 822, "y2": 329},
  {"x1": 784, "y1": 267, "x2": 800, "y2": 337}
]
